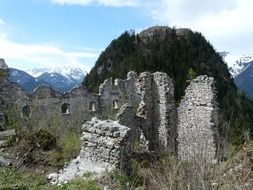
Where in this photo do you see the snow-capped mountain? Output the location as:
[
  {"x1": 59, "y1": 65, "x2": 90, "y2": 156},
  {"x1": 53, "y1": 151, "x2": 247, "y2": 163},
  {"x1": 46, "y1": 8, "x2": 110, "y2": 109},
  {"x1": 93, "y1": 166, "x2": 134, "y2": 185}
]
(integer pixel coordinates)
[
  {"x1": 9, "y1": 66, "x2": 86, "y2": 93},
  {"x1": 221, "y1": 52, "x2": 253, "y2": 77},
  {"x1": 221, "y1": 52, "x2": 253, "y2": 100},
  {"x1": 9, "y1": 68, "x2": 42, "y2": 93},
  {"x1": 26, "y1": 66, "x2": 86, "y2": 82},
  {"x1": 26, "y1": 66, "x2": 86, "y2": 92}
]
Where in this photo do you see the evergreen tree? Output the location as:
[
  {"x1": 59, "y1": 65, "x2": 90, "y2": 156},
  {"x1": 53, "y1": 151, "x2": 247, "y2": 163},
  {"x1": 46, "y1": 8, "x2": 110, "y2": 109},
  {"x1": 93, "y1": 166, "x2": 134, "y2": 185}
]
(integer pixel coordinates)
[{"x1": 83, "y1": 26, "x2": 253, "y2": 143}]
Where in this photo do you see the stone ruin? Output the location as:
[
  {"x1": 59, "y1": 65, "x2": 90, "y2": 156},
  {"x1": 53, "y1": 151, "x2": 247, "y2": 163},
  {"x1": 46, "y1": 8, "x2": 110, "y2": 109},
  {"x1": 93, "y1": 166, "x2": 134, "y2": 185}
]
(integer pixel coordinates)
[
  {"x1": 28, "y1": 71, "x2": 177, "y2": 154},
  {"x1": 0, "y1": 60, "x2": 219, "y2": 183},
  {"x1": 177, "y1": 76, "x2": 219, "y2": 161},
  {"x1": 48, "y1": 74, "x2": 219, "y2": 184},
  {"x1": 49, "y1": 117, "x2": 132, "y2": 184}
]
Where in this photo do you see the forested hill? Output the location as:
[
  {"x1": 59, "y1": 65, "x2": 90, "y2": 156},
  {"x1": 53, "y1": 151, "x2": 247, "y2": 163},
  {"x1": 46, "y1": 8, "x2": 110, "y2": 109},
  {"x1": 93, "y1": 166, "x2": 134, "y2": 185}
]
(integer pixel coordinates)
[{"x1": 83, "y1": 26, "x2": 253, "y2": 142}]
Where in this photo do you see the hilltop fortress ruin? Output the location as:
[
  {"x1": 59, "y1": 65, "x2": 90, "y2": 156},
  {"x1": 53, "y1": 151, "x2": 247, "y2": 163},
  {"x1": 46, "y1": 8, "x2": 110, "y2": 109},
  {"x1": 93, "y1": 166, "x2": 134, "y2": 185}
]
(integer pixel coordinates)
[{"x1": 0, "y1": 60, "x2": 219, "y2": 182}]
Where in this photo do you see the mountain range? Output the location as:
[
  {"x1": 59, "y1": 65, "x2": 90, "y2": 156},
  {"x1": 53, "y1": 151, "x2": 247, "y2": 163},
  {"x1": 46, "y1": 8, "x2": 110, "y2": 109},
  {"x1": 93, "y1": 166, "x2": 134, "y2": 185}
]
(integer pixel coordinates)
[
  {"x1": 8, "y1": 52, "x2": 253, "y2": 100},
  {"x1": 9, "y1": 66, "x2": 86, "y2": 93}
]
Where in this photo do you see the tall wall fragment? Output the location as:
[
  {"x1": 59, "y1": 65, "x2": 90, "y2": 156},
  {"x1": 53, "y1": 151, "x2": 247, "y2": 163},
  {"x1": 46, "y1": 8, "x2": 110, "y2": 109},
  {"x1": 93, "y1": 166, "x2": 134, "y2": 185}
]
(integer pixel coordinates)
[
  {"x1": 177, "y1": 76, "x2": 219, "y2": 161},
  {"x1": 153, "y1": 72, "x2": 177, "y2": 154}
]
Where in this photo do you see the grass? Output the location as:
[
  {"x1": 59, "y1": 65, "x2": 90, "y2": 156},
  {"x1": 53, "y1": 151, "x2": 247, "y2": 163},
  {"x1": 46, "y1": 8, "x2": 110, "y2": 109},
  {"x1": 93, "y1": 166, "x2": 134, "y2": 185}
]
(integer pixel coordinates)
[
  {"x1": 0, "y1": 167, "x2": 101, "y2": 190},
  {"x1": 3, "y1": 105, "x2": 252, "y2": 189},
  {"x1": 1, "y1": 140, "x2": 253, "y2": 190},
  {"x1": 58, "y1": 131, "x2": 81, "y2": 161},
  {"x1": 48, "y1": 130, "x2": 81, "y2": 168}
]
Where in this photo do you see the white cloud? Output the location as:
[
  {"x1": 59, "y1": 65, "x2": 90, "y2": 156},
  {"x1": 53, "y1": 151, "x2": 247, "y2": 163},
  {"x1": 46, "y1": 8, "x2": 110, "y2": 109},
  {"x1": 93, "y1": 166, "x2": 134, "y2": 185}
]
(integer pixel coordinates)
[
  {"x1": 147, "y1": 0, "x2": 253, "y2": 54},
  {"x1": 0, "y1": 34, "x2": 99, "y2": 72},
  {"x1": 0, "y1": 19, "x2": 5, "y2": 25},
  {"x1": 50, "y1": 0, "x2": 138, "y2": 7}
]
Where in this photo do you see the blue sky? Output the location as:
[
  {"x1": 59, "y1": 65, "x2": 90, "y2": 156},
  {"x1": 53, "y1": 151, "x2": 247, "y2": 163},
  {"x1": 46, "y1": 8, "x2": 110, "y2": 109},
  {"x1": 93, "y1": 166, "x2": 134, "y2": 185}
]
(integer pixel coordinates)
[{"x1": 0, "y1": 0, "x2": 253, "y2": 71}]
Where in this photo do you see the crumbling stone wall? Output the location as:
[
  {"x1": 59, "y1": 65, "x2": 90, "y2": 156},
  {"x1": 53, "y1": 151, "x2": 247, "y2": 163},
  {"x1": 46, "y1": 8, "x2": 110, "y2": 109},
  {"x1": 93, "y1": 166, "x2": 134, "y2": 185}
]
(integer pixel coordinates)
[
  {"x1": 135, "y1": 72, "x2": 177, "y2": 154},
  {"x1": 30, "y1": 70, "x2": 177, "y2": 154},
  {"x1": 153, "y1": 72, "x2": 177, "y2": 154},
  {"x1": 1, "y1": 59, "x2": 220, "y2": 165},
  {"x1": 99, "y1": 71, "x2": 141, "y2": 118},
  {"x1": 49, "y1": 117, "x2": 132, "y2": 184},
  {"x1": 136, "y1": 72, "x2": 158, "y2": 151},
  {"x1": 177, "y1": 76, "x2": 219, "y2": 161},
  {"x1": 116, "y1": 104, "x2": 149, "y2": 153},
  {"x1": 31, "y1": 86, "x2": 99, "y2": 130}
]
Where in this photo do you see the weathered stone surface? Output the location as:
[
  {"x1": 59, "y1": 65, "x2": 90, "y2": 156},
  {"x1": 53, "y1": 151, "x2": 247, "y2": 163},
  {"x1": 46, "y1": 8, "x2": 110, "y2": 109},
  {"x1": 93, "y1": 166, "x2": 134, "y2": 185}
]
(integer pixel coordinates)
[
  {"x1": 136, "y1": 72, "x2": 157, "y2": 151},
  {"x1": 31, "y1": 85, "x2": 99, "y2": 131},
  {"x1": 117, "y1": 103, "x2": 149, "y2": 153},
  {"x1": 177, "y1": 75, "x2": 219, "y2": 161},
  {"x1": 152, "y1": 72, "x2": 177, "y2": 154},
  {"x1": 50, "y1": 117, "x2": 131, "y2": 184},
  {"x1": 98, "y1": 71, "x2": 140, "y2": 117},
  {"x1": 135, "y1": 72, "x2": 177, "y2": 153}
]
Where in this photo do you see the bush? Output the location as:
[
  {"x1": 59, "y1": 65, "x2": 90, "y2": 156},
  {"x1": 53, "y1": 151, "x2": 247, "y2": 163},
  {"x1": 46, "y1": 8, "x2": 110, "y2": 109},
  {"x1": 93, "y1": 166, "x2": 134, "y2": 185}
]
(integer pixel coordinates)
[{"x1": 28, "y1": 129, "x2": 57, "y2": 151}]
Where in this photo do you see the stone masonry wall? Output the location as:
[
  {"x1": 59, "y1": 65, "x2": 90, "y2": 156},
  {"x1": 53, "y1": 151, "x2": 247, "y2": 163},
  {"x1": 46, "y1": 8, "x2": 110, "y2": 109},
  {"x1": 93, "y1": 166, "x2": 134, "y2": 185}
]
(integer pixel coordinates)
[
  {"x1": 177, "y1": 76, "x2": 219, "y2": 161},
  {"x1": 1, "y1": 64, "x2": 177, "y2": 155},
  {"x1": 136, "y1": 72, "x2": 158, "y2": 151},
  {"x1": 49, "y1": 117, "x2": 132, "y2": 184},
  {"x1": 153, "y1": 72, "x2": 177, "y2": 154},
  {"x1": 98, "y1": 71, "x2": 141, "y2": 119},
  {"x1": 1, "y1": 58, "x2": 219, "y2": 166},
  {"x1": 31, "y1": 86, "x2": 99, "y2": 131}
]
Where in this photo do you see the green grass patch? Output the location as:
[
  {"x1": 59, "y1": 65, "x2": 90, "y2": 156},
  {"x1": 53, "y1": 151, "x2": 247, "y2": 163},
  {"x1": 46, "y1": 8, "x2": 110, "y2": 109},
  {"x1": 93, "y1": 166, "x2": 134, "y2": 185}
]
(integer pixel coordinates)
[
  {"x1": 0, "y1": 167, "x2": 101, "y2": 190},
  {"x1": 49, "y1": 130, "x2": 81, "y2": 168}
]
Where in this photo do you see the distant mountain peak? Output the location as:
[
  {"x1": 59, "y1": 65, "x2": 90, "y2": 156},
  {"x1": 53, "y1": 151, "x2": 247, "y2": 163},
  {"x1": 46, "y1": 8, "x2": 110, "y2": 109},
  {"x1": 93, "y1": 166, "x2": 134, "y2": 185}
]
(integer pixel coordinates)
[
  {"x1": 139, "y1": 26, "x2": 190, "y2": 42},
  {"x1": 26, "y1": 66, "x2": 86, "y2": 80},
  {"x1": 9, "y1": 66, "x2": 86, "y2": 94},
  {"x1": 221, "y1": 52, "x2": 253, "y2": 77}
]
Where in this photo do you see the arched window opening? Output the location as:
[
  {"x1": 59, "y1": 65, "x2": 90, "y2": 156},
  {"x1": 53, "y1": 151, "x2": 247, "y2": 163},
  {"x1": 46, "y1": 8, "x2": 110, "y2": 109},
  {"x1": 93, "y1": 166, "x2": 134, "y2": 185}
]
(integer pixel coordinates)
[
  {"x1": 89, "y1": 102, "x2": 96, "y2": 112},
  {"x1": 113, "y1": 100, "x2": 119, "y2": 109},
  {"x1": 22, "y1": 105, "x2": 31, "y2": 117},
  {"x1": 62, "y1": 103, "x2": 70, "y2": 114}
]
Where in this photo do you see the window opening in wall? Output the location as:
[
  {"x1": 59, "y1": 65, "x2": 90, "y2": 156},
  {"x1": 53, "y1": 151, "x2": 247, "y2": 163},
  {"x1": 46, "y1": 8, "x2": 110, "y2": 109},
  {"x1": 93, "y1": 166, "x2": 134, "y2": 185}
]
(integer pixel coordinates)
[
  {"x1": 22, "y1": 105, "x2": 31, "y2": 117},
  {"x1": 113, "y1": 100, "x2": 119, "y2": 109},
  {"x1": 89, "y1": 102, "x2": 96, "y2": 111},
  {"x1": 62, "y1": 103, "x2": 70, "y2": 114}
]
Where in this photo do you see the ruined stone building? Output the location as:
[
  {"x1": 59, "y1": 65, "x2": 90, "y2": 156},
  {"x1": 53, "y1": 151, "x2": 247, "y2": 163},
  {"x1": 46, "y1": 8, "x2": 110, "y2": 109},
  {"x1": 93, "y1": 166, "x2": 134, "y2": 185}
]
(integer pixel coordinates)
[{"x1": 0, "y1": 60, "x2": 219, "y2": 182}]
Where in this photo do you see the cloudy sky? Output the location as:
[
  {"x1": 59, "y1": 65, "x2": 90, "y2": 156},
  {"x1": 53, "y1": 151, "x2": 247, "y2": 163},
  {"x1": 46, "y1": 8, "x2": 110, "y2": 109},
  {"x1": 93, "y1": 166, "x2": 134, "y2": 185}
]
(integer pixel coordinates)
[{"x1": 0, "y1": 0, "x2": 252, "y2": 71}]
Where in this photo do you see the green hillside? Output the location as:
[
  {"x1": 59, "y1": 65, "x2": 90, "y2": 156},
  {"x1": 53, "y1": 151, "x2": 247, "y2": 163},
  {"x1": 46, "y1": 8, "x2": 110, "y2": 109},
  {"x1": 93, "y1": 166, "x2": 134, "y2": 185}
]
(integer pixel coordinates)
[{"x1": 84, "y1": 26, "x2": 253, "y2": 144}]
